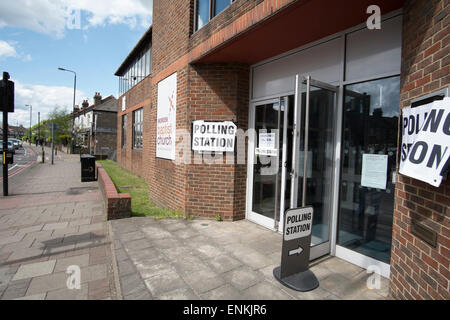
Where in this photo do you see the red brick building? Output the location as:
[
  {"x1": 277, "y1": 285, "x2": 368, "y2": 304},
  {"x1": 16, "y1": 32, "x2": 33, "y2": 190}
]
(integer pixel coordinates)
[{"x1": 114, "y1": 0, "x2": 449, "y2": 299}]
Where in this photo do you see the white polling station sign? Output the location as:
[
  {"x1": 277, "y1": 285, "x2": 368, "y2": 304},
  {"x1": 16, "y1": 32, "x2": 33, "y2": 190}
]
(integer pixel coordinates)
[
  {"x1": 400, "y1": 97, "x2": 450, "y2": 187},
  {"x1": 284, "y1": 206, "x2": 313, "y2": 241},
  {"x1": 192, "y1": 120, "x2": 237, "y2": 152}
]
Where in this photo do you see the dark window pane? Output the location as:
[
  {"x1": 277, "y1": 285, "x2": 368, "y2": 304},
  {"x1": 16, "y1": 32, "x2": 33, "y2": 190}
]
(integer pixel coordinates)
[
  {"x1": 214, "y1": 0, "x2": 229, "y2": 16},
  {"x1": 122, "y1": 115, "x2": 127, "y2": 147},
  {"x1": 196, "y1": 0, "x2": 209, "y2": 30},
  {"x1": 338, "y1": 76, "x2": 400, "y2": 263}
]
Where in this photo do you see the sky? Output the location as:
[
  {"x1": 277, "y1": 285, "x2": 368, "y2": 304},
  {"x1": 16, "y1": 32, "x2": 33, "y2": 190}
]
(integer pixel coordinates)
[{"x1": 0, "y1": 0, "x2": 153, "y2": 128}]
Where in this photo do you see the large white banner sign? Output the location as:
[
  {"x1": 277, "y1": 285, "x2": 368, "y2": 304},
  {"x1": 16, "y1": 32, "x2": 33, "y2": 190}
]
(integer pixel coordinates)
[
  {"x1": 399, "y1": 97, "x2": 450, "y2": 187},
  {"x1": 156, "y1": 73, "x2": 177, "y2": 160}
]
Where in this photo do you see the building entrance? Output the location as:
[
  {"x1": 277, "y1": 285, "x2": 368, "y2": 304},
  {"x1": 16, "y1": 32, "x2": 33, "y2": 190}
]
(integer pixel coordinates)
[{"x1": 247, "y1": 76, "x2": 337, "y2": 260}]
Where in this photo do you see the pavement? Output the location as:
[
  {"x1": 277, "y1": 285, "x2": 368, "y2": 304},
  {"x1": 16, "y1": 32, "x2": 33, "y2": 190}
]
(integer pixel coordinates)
[
  {"x1": 112, "y1": 217, "x2": 391, "y2": 300},
  {"x1": 0, "y1": 145, "x2": 391, "y2": 300},
  {"x1": 0, "y1": 146, "x2": 118, "y2": 300}
]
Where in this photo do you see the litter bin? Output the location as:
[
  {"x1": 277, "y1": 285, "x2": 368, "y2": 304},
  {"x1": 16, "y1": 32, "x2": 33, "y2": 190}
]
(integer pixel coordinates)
[{"x1": 80, "y1": 154, "x2": 96, "y2": 182}]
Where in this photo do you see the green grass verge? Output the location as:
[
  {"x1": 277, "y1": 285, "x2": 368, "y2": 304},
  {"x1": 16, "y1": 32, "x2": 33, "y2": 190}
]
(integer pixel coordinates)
[{"x1": 98, "y1": 160, "x2": 183, "y2": 219}]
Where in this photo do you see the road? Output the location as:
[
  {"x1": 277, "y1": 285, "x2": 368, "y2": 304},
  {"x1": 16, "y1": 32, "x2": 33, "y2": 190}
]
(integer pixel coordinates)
[{"x1": 0, "y1": 144, "x2": 37, "y2": 183}]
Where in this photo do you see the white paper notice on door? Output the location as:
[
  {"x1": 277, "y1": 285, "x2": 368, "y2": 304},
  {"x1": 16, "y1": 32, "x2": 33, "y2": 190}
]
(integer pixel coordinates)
[
  {"x1": 361, "y1": 154, "x2": 388, "y2": 189},
  {"x1": 259, "y1": 132, "x2": 276, "y2": 150}
]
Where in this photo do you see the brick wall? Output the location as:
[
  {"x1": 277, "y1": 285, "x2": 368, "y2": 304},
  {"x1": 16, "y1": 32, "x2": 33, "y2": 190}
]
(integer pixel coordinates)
[
  {"x1": 148, "y1": 66, "x2": 189, "y2": 213},
  {"x1": 116, "y1": 76, "x2": 151, "y2": 179},
  {"x1": 152, "y1": 0, "x2": 193, "y2": 75},
  {"x1": 95, "y1": 111, "x2": 117, "y2": 160},
  {"x1": 96, "y1": 162, "x2": 131, "y2": 220},
  {"x1": 390, "y1": 0, "x2": 449, "y2": 300},
  {"x1": 189, "y1": 0, "x2": 265, "y2": 47},
  {"x1": 185, "y1": 63, "x2": 249, "y2": 220},
  {"x1": 143, "y1": 1, "x2": 255, "y2": 218}
]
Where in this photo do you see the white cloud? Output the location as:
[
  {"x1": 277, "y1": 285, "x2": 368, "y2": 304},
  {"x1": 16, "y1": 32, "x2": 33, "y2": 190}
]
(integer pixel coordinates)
[
  {"x1": 0, "y1": 0, "x2": 153, "y2": 38},
  {"x1": 8, "y1": 80, "x2": 86, "y2": 127},
  {"x1": 0, "y1": 40, "x2": 18, "y2": 59}
]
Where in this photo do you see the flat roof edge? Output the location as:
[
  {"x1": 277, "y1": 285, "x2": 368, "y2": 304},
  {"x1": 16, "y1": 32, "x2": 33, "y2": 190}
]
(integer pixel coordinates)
[{"x1": 114, "y1": 26, "x2": 152, "y2": 76}]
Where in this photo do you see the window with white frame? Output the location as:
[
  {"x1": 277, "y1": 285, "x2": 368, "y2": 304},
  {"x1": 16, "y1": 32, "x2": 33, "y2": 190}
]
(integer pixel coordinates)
[
  {"x1": 118, "y1": 44, "x2": 152, "y2": 96},
  {"x1": 132, "y1": 108, "x2": 143, "y2": 149},
  {"x1": 195, "y1": 0, "x2": 235, "y2": 31}
]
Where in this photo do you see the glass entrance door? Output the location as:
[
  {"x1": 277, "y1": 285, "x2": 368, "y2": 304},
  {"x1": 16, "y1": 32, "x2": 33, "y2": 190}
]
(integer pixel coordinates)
[
  {"x1": 290, "y1": 76, "x2": 337, "y2": 259},
  {"x1": 248, "y1": 75, "x2": 337, "y2": 260},
  {"x1": 248, "y1": 97, "x2": 293, "y2": 230}
]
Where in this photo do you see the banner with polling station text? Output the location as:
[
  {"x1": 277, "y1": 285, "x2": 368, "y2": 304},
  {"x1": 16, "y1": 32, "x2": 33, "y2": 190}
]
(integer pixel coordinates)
[{"x1": 399, "y1": 97, "x2": 450, "y2": 187}]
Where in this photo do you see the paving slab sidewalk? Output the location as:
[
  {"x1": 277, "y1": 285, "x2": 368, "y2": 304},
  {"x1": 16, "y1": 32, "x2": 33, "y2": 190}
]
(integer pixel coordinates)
[
  {"x1": 112, "y1": 217, "x2": 391, "y2": 300},
  {"x1": 0, "y1": 146, "x2": 118, "y2": 300}
]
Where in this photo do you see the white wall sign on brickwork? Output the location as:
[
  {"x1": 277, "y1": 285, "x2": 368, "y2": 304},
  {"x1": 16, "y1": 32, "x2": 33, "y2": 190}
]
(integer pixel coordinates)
[
  {"x1": 156, "y1": 72, "x2": 177, "y2": 160},
  {"x1": 191, "y1": 120, "x2": 236, "y2": 153},
  {"x1": 400, "y1": 97, "x2": 450, "y2": 187}
]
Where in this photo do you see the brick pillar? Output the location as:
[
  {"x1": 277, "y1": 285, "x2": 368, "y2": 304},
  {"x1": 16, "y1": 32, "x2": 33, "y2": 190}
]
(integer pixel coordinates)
[
  {"x1": 185, "y1": 63, "x2": 250, "y2": 221},
  {"x1": 390, "y1": 0, "x2": 449, "y2": 300}
]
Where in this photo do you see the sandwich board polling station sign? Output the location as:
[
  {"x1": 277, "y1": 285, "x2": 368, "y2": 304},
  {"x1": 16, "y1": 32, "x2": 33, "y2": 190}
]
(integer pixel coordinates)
[{"x1": 273, "y1": 206, "x2": 319, "y2": 292}]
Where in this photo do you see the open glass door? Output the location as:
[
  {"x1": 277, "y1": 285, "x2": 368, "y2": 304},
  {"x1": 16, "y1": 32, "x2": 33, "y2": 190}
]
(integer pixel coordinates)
[
  {"x1": 291, "y1": 75, "x2": 337, "y2": 260},
  {"x1": 247, "y1": 75, "x2": 337, "y2": 260}
]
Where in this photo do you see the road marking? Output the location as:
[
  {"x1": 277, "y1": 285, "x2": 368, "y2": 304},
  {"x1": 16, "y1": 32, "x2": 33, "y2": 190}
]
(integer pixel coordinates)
[
  {"x1": 8, "y1": 164, "x2": 18, "y2": 172},
  {"x1": 0, "y1": 160, "x2": 36, "y2": 181}
]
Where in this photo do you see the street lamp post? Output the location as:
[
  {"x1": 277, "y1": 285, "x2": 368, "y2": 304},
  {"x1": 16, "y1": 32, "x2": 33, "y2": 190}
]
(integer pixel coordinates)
[
  {"x1": 25, "y1": 104, "x2": 32, "y2": 145},
  {"x1": 58, "y1": 67, "x2": 76, "y2": 153}
]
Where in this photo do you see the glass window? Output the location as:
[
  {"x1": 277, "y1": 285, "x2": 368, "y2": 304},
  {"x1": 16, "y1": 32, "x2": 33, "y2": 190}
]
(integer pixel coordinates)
[
  {"x1": 196, "y1": 1, "x2": 234, "y2": 31},
  {"x1": 142, "y1": 52, "x2": 147, "y2": 79},
  {"x1": 214, "y1": 0, "x2": 229, "y2": 16},
  {"x1": 196, "y1": 0, "x2": 209, "y2": 31},
  {"x1": 337, "y1": 76, "x2": 400, "y2": 264},
  {"x1": 147, "y1": 47, "x2": 152, "y2": 75},
  {"x1": 124, "y1": 71, "x2": 127, "y2": 93},
  {"x1": 122, "y1": 114, "x2": 127, "y2": 148},
  {"x1": 131, "y1": 62, "x2": 135, "y2": 87},
  {"x1": 136, "y1": 57, "x2": 140, "y2": 83},
  {"x1": 132, "y1": 61, "x2": 136, "y2": 86},
  {"x1": 117, "y1": 43, "x2": 152, "y2": 94},
  {"x1": 139, "y1": 54, "x2": 143, "y2": 81},
  {"x1": 133, "y1": 108, "x2": 143, "y2": 149}
]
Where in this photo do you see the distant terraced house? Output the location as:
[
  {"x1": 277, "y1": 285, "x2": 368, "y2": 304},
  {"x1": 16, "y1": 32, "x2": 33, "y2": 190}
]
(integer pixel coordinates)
[{"x1": 72, "y1": 92, "x2": 118, "y2": 160}]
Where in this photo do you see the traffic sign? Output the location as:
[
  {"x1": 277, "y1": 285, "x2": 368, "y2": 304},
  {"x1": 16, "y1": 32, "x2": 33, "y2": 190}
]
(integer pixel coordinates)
[
  {"x1": 0, "y1": 72, "x2": 14, "y2": 113},
  {"x1": 273, "y1": 206, "x2": 319, "y2": 292},
  {"x1": 48, "y1": 123, "x2": 59, "y2": 130}
]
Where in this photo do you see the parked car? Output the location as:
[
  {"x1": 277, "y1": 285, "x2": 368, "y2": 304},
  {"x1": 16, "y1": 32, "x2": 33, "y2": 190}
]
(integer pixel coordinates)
[
  {"x1": 0, "y1": 140, "x2": 15, "y2": 154},
  {"x1": 9, "y1": 138, "x2": 20, "y2": 150}
]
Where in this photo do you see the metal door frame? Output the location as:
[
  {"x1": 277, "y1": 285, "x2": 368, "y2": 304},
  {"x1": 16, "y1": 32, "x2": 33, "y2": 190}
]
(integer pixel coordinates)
[{"x1": 290, "y1": 75, "x2": 339, "y2": 260}]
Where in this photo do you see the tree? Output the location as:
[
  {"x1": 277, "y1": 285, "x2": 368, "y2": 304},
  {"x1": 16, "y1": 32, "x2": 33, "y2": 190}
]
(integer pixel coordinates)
[{"x1": 48, "y1": 107, "x2": 72, "y2": 146}]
